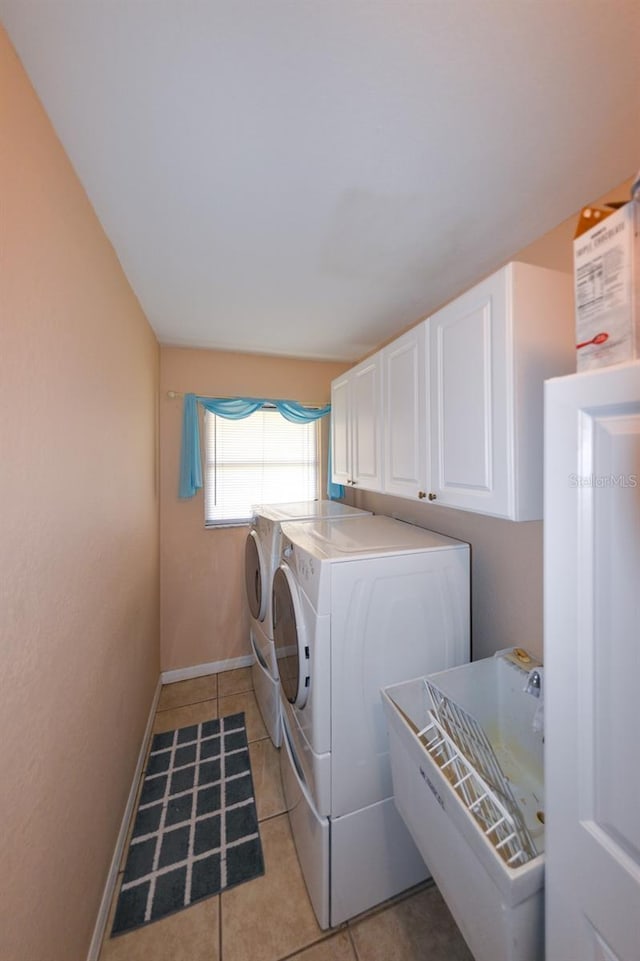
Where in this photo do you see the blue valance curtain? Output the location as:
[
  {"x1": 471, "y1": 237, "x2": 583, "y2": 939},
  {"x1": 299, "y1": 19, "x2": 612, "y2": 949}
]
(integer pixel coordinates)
[{"x1": 179, "y1": 392, "x2": 345, "y2": 501}]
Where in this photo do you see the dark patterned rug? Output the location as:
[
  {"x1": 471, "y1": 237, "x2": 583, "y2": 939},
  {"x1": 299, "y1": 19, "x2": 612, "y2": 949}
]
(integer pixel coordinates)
[{"x1": 111, "y1": 712, "x2": 264, "y2": 936}]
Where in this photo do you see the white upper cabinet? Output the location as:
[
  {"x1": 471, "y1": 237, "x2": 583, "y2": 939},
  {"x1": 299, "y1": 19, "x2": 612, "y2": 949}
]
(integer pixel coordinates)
[
  {"x1": 382, "y1": 325, "x2": 429, "y2": 499},
  {"x1": 428, "y1": 261, "x2": 574, "y2": 520},
  {"x1": 331, "y1": 261, "x2": 574, "y2": 519},
  {"x1": 330, "y1": 353, "x2": 383, "y2": 491}
]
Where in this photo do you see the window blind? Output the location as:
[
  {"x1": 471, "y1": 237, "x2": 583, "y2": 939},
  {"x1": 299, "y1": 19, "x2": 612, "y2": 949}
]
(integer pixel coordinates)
[{"x1": 204, "y1": 408, "x2": 319, "y2": 525}]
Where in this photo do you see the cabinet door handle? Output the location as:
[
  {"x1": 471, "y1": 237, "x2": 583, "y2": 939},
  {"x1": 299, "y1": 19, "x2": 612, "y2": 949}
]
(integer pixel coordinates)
[
  {"x1": 428, "y1": 492, "x2": 437, "y2": 501},
  {"x1": 418, "y1": 491, "x2": 426, "y2": 499}
]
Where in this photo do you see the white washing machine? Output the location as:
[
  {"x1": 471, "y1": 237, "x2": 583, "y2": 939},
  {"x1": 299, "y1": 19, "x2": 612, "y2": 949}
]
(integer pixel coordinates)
[
  {"x1": 272, "y1": 514, "x2": 470, "y2": 928},
  {"x1": 244, "y1": 500, "x2": 371, "y2": 746}
]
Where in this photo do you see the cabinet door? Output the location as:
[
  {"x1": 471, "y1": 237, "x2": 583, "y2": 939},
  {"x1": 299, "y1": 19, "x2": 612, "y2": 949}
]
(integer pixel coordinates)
[
  {"x1": 383, "y1": 325, "x2": 429, "y2": 499},
  {"x1": 351, "y1": 354, "x2": 383, "y2": 491},
  {"x1": 429, "y1": 271, "x2": 510, "y2": 515},
  {"x1": 545, "y1": 363, "x2": 640, "y2": 961},
  {"x1": 330, "y1": 373, "x2": 351, "y2": 486}
]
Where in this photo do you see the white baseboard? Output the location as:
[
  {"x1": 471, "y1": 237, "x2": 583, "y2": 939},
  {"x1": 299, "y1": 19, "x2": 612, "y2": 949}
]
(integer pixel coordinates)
[
  {"x1": 87, "y1": 677, "x2": 162, "y2": 961},
  {"x1": 161, "y1": 654, "x2": 254, "y2": 685}
]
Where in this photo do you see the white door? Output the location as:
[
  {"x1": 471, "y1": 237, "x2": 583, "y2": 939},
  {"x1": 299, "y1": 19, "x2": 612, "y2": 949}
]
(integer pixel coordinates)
[
  {"x1": 429, "y1": 269, "x2": 509, "y2": 515},
  {"x1": 330, "y1": 373, "x2": 351, "y2": 486},
  {"x1": 544, "y1": 362, "x2": 640, "y2": 961},
  {"x1": 351, "y1": 354, "x2": 383, "y2": 491},
  {"x1": 382, "y1": 324, "x2": 429, "y2": 499}
]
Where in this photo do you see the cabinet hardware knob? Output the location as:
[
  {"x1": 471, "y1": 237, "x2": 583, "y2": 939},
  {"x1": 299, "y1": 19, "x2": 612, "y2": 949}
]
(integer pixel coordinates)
[
  {"x1": 428, "y1": 492, "x2": 437, "y2": 501},
  {"x1": 418, "y1": 491, "x2": 426, "y2": 499}
]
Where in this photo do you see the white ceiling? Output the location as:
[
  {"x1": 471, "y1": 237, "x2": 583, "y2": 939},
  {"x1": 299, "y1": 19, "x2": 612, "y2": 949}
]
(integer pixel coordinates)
[{"x1": 2, "y1": 2, "x2": 639, "y2": 361}]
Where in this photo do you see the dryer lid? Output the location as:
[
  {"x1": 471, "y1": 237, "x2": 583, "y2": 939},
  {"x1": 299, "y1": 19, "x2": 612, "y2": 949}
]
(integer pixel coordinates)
[{"x1": 253, "y1": 500, "x2": 370, "y2": 522}]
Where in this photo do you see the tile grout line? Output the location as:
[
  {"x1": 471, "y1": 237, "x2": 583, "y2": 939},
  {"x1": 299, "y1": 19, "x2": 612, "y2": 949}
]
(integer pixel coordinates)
[
  {"x1": 256, "y1": 809, "x2": 288, "y2": 826},
  {"x1": 273, "y1": 925, "x2": 350, "y2": 961},
  {"x1": 156, "y1": 687, "x2": 255, "y2": 715},
  {"x1": 155, "y1": 695, "x2": 218, "y2": 715},
  {"x1": 347, "y1": 924, "x2": 362, "y2": 961}
]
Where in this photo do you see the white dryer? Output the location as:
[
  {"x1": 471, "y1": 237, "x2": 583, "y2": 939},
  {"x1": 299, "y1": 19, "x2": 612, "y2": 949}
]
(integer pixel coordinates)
[
  {"x1": 273, "y1": 514, "x2": 470, "y2": 929},
  {"x1": 244, "y1": 500, "x2": 370, "y2": 747}
]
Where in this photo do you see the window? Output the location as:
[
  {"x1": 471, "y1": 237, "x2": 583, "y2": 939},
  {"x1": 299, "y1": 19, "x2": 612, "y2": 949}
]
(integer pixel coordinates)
[{"x1": 204, "y1": 407, "x2": 320, "y2": 526}]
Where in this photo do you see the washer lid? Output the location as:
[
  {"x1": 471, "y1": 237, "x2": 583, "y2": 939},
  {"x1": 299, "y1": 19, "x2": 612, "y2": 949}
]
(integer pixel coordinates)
[
  {"x1": 272, "y1": 564, "x2": 309, "y2": 708},
  {"x1": 244, "y1": 529, "x2": 267, "y2": 621},
  {"x1": 280, "y1": 514, "x2": 468, "y2": 560}
]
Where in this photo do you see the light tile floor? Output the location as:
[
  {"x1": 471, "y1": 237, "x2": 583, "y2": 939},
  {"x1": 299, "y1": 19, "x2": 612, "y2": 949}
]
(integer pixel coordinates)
[{"x1": 99, "y1": 668, "x2": 474, "y2": 961}]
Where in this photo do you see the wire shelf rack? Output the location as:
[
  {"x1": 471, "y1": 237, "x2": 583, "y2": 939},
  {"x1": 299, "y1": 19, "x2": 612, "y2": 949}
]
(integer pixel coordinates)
[{"x1": 418, "y1": 678, "x2": 538, "y2": 867}]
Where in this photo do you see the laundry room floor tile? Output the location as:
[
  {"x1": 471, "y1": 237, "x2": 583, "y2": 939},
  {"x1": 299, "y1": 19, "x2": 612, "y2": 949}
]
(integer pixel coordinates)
[
  {"x1": 248, "y1": 737, "x2": 286, "y2": 821},
  {"x1": 157, "y1": 674, "x2": 218, "y2": 711},
  {"x1": 218, "y1": 666, "x2": 253, "y2": 698},
  {"x1": 348, "y1": 885, "x2": 474, "y2": 961},
  {"x1": 218, "y1": 690, "x2": 267, "y2": 742},
  {"x1": 152, "y1": 697, "x2": 218, "y2": 734},
  {"x1": 101, "y1": 664, "x2": 474, "y2": 961},
  {"x1": 220, "y1": 814, "x2": 326, "y2": 961},
  {"x1": 99, "y1": 891, "x2": 219, "y2": 961}
]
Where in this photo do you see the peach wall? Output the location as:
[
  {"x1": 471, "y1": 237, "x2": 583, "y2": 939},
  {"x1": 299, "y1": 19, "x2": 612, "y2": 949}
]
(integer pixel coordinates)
[
  {"x1": 160, "y1": 347, "x2": 348, "y2": 671},
  {"x1": 516, "y1": 175, "x2": 633, "y2": 273},
  {"x1": 0, "y1": 30, "x2": 159, "y2": 961}
]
